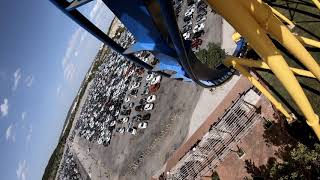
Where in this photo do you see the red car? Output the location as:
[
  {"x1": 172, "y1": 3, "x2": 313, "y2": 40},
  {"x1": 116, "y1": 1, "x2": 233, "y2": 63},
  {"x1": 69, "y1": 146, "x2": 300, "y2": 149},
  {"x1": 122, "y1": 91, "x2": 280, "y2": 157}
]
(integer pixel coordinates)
[{"x1": 192, "y1": 38, "x2": 203, "y2": 49}]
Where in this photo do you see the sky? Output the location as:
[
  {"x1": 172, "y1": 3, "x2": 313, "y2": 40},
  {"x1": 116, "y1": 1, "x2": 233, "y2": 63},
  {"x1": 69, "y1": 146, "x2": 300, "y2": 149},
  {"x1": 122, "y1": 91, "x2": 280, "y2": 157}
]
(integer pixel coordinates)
[{"x1": 0, "y1": 1, "x2": 114, "y2": 180}]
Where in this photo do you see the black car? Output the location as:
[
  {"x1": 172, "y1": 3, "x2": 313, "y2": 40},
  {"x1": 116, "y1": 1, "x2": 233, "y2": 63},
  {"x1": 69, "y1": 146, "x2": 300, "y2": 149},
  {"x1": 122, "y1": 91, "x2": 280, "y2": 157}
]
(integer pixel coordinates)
[
  {"x1": 139, "y1": 98, "x2": 147, "y2": 105},
  {"x1": 183, "y1": 15, "x2": 193, "y2": 22},
  {"x1": 192, "y1": 30, "x2": 204, "y2": 38},
  {"x1": 135, "y1": 105, "x2": 143, "y2": 112},
  {"x1": 121, "y1": 109, "x2": 131, "y2": 116},
  {"x1": 133, "y1": 114, "x2": 142, "y2": 121},
  {"x1": 143, "y1": 113, "x2": 151, "y2": 121},
  {"x1": 187, "y1": 0, "x2": 195, "y2": 6},
  {"x1": 183, "y1": 25, "x2": 192, "y2": 33},
  {"x1": 197, "y1": 1, "x2": 207, "y2": 8},
  {"x1": 130, "y1": 89, "x2": 139, "y2": 96},
  {"x1": 197, "y1": 7, "x2": 206, "y2": 13},
  {"x1": 197, "y1": 10, "x2": 207, "y2": 16}
]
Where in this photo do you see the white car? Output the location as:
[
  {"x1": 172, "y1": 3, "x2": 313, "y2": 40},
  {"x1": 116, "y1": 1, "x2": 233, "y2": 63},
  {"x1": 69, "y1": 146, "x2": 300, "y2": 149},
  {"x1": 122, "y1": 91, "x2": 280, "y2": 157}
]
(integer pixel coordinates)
[
  {"x1": 183, "y1": 32, "x2": 191, "y2": 40},
  {"x1": 151, "y1": 75, "x2": 162, "y2": 85},
  {"x1": 109, "y1": 120, "x2": 116, "y2": 127},
  {"x1": 118, "y1": 127, "x2": 125, "y2": 134},
  {"x1": 146, "y1": 74, "x2": 154, "y2": 81},
  {"x1": 196, "y1": 16, "x2": 207, "y2": 24},
  {"x1": 184, "y1": 8, "x2": 195, "y2": 16},
  {"x1": 124, "y1": 97, "x2": 130, "y2": 102},
  {"x1": 109, "y1": 105, "x2": 114, "y2": 111},
  {"x1": 114, "y1": 110, "x2": 120, "y2": 116},
  {"x1": 129, "y1": 82, "x2": 141, "y2": 90},
  {"x1": 144, "y1": 103, "x2": 154, "y2": 111},
  {"x1": 105, "y1": 135, "x2": 111, "y2": 142},
  {"x1": 121, "y1": 117, "x2": 129, "y2": 123},
  {"x1": 147, "y1": 95, "x2": 156, "y2": 103},
  {"x1": 138, "y1": 122, "x2": 148, "y2": 129},
  {"x1": 97, "y1": 138, "x2": 103, "y2": 145},
  {"x1": 193, "y1": 23, "x2": 205, "y2": 33}
]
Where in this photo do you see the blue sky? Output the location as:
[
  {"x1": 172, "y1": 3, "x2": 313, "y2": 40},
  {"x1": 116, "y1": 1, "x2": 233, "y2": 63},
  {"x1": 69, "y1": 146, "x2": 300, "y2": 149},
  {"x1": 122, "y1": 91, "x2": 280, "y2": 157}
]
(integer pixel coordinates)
[{"x1": 0, "y1": 1, "x2": 114, "y2": 180}]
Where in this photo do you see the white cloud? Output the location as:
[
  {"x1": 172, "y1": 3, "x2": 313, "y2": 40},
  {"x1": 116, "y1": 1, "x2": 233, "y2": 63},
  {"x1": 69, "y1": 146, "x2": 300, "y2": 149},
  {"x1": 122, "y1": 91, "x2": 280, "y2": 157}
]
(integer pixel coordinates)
[
  {"x1": 61, "y1": 0, "x2": 111, "y2": 82},
  {"x1": 26, "y1": 125, "x2": 32, "y2": 144},
  {"x1": 56, "y1": 85, "x2": 62, "y2": 96},
  {"x1": 24, "y1": 75, "x2": 34, "y2": 87},
  {"x1": 6, "y1": 124, "x2": 15, "y2": 142},
  {"x1": 12, "y1": 68, "x2": 21, "y2": 91},
  {"x1": 21, "y1": 112, "x2": 27, "y2": 121},
  {"x1": 16, "y1": 160, "x2": 28, "y2": 180},
  {"x1": 0, "y1": 98, "x2": 9, "y2": 117},
  {"x1": 64, "y1": 63, "x2": 77, "y2": 81}
]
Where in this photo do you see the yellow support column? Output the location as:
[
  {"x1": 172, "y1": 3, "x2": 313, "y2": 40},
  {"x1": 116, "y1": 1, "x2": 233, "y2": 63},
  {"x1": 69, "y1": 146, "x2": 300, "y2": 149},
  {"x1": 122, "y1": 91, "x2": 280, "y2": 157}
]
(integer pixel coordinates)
[
  {"x1": 226, "y1": 57, "x2": 316, "y2": 78},
  {"x1": 269, "y1": 6, "x2": 295, "y2": 29},
  {"x1": 312, "y1": 0, "x2": 320, "y2": 10},
  {"x1": 295, "y1": 35, "x2": 320, "y2": 49},
  {"x1": 206, "y1": 0, "x2": 320, "y2": 139},
  {"x1": 238, "y1": 0, "x2": 320, "y2": 81},
  {"x1": 224, "y1": 58, "x2": 293, "y2": 122}
]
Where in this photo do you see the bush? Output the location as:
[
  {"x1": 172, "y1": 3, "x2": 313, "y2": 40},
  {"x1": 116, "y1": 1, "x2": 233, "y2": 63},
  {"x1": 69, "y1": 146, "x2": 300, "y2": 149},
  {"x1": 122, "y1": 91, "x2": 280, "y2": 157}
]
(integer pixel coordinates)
[{"x1": 195, "y1": 42, "x2": 226, "y2": 69}]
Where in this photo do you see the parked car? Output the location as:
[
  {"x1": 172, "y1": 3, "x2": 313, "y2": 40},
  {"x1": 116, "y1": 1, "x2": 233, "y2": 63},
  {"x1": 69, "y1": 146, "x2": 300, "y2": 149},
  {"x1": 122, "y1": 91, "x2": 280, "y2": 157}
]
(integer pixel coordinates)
[
  {"x1": 197, "y1": 7, "x2": 207, "y2": 13},
  {"x1": 144, "y1": 103, "x2": 154, "y2": 111},
  {"x1": 183, "y1": 15, "x2": 193, "y2": 22},
  {"x1": 127, "y1": 127, "x2": 137, "y2": 135},
  {"x1": 133, "y1": 115, "x2": 142, "y2": 121},
  {"x1": 196, "y1": 16, "x2": 206, "y2": 23},
  {"x1": 183, "y1": 32, "x2": 191, "y2": 40},
  {"x1": 129, "y1": 82, "x2": 141, "y2": 90},
  {"x1": 184, "y1": 20, "x2": 193, "y2": 27},
  {"x1": 183, "y1": 25, "x2": 192, "y2": 33},
  {"x1": 197, "y1": 1, "x2": 207, "y2": 8},
  {"x1": 135, "y1": 105, "x2": 144, "y2": 112},
  {"x1": 143, "y1": 113, "x2": 151, "y2": 121},
  {"x1": 120, "y1": 117, "x2": 129, "y2": 123},
  {"x1": 193, "y1": 23, "x2": 205, "y2": 33},
  {"x1": 124, "y1": 97, "x2": 130, "y2": 102},
  {"x1": 146, "y1": 74, "x2": 154, "y2": 81},
  {"x1": 192, "y1": 38, "x2": 203, "y2": 49},
  {"x1": 151, "y1": 75, "x2": 162, "y2": 85},
  {"x1": 184, "y1": 7, "x2": 195, "y2": 17},
  {"x1": 147, "y1": 95, "x2": 156, "y2": 103},
  {"x1": 192, "y1": 30, "x2": 205, "y2": 38},
  {"x1": 138, "y1": 122, "x2": 148, "y2": 129},
  {"x1": 149, "y1": 83, "x2": 160, "y2": 93},
  {"x1": 141, "y1": 88, "x2": 150, "y2": 95},
  {"x1": 130, "y1": 89, "x2": 139, "y2": 96},
  {"x1": 109, "y1": 120, "x2": 116, "y2": 127},
  {"x1": 116, "y1": 127, "x2": 125, "y2": 134},
  {"x1": 187, "y1": 0, "x2": 195, "y2": 6},
  {"x1": 197, "y1": 9, "x2": 207, "y2": 16},
  {"x1": 121, "y1": 109, "x2": 131, "y2": 116}
]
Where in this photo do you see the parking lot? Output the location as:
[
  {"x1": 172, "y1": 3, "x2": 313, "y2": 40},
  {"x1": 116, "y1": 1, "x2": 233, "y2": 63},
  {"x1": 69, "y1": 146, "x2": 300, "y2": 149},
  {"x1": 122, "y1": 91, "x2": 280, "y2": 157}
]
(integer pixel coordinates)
[
  {"x1": 65, "y1": 22, "x2": 203, "y2": 179},
  {"x1": 175, "y1": 0, "x2": 223, "y2": 50},
  {"x1": 57, "y1": 0, "x2": 229, "y2": 179}
]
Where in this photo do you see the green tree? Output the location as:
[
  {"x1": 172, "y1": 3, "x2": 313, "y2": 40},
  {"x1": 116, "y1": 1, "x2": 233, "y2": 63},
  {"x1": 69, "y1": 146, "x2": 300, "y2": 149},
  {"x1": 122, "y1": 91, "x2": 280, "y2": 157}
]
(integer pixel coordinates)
[
  {"x1": 195, "y1": 42, "x2": 226, "y2": 69},
  {"x1": 245, "y1": 143, "x2": 320, "y2": 180}
]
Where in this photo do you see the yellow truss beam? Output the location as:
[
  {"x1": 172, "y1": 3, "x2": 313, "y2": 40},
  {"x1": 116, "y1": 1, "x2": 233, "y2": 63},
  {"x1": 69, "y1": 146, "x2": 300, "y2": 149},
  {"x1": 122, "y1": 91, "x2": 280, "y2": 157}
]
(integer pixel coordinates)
[
  {"x1": 206, "y1": 0, "x2": 320, "y2": 139},
  {"x1": 269, "y1": 6, "x2": 295, "y2": 29},
  {"x1": 239, "y1": 0, "x2": 320, "y2": 81},
  {"x1": 224, "y1": 58, "x2": 294, "y2": 122},
  {"x1": 312, "y1": 0, "x2": 320, "y2": 10},
  {"x1": 225, "y1": 57, "x2": 316, "y2": 78}
]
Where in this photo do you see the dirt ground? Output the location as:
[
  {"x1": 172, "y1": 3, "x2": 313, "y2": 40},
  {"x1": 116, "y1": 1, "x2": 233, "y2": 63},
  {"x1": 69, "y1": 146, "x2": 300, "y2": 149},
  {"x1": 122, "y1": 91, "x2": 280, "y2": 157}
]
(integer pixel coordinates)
[{"x1": 72, "y1": 77, "x2": 203, "y2": 180}]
